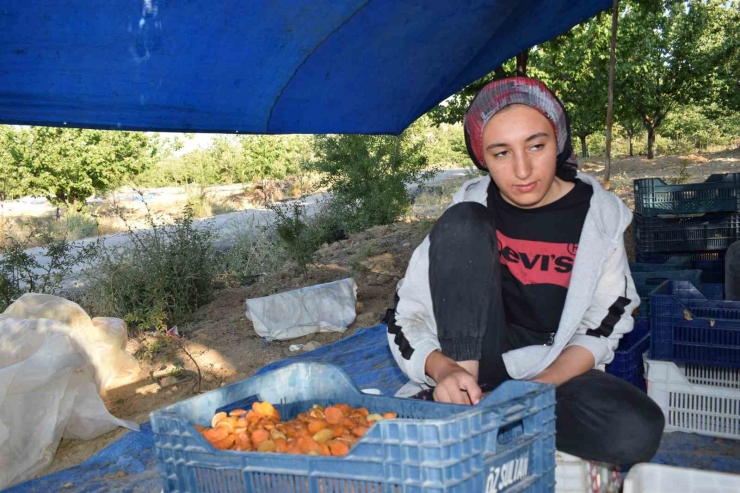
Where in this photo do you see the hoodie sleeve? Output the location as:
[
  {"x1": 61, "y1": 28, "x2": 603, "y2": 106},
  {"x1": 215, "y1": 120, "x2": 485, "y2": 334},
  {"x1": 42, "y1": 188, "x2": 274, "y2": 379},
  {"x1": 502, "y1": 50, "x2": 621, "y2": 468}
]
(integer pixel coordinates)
[
  {"x1": 387, "y1": 236, "x2": 441, "y2": 386},
  {"x1": 566, "y1": 238, "x2": 640, "y2": 367}
]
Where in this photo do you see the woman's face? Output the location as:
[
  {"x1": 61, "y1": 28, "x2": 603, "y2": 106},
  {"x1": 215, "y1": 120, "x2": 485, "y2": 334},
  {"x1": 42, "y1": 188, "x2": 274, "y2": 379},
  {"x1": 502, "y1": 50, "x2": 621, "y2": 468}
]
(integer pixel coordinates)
[{"x1": 482, "y1": 104, "x2": 562, "y2": 209}]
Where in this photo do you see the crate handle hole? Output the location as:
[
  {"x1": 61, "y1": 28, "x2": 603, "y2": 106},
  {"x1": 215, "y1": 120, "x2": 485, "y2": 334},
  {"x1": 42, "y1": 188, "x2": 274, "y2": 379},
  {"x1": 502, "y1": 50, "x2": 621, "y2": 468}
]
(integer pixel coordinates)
[{"x1": 496, "y1": 419, "x2": 524, "y2": 446}]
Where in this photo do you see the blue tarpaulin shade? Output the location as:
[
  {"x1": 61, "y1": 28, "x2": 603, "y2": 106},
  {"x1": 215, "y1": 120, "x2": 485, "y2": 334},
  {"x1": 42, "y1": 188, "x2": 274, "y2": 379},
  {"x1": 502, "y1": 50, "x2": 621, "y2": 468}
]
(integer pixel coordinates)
[{"x1": 0, "y1": 1, "x2": 610, "y2": 134}]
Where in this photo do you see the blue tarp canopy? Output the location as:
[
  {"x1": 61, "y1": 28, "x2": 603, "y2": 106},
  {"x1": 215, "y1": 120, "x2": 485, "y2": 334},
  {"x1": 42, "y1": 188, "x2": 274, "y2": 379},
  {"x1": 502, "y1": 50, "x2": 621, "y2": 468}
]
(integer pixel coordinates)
[{"x1": 0, "y1": 1, "x2": 610, "y2": 134}]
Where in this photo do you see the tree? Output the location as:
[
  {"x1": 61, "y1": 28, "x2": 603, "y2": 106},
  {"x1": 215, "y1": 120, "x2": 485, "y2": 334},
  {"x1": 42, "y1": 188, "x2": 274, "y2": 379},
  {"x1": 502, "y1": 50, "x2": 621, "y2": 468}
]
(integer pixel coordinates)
[
  {"x1": 238, "y1": 135, "x2": 309, "y2": 184},
  {"x1": 530, "y1": 13, "x2": 611, "y2": 157},
  {"x1": 309, "y1": 118, "x2": 433, "y2": 231},
  {"x1": 615, "y1": 0, "x2": 737, "y2": 159},
  {"x1": 7, "y1": 127, "x2": 163, "y2": 208},
  {"x1": 0, "y1": 126, "x2": 29, "y2": 201},
  {"x1": 616, "y1": 111, "x2": 643, "y2": 157},
  {"x1": 428, "y1": 50, "x2": 530, "y2": 126}
]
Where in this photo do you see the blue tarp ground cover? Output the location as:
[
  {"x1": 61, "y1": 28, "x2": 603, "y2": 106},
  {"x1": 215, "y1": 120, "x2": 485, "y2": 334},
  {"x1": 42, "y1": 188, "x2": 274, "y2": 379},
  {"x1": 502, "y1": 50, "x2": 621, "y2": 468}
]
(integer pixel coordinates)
[
  {"x1": 5, "y1": 325, "x2": 740, "y2": 493},
  {"x1": 0, "y1": 1, "x2": 611, "y2": 134}
]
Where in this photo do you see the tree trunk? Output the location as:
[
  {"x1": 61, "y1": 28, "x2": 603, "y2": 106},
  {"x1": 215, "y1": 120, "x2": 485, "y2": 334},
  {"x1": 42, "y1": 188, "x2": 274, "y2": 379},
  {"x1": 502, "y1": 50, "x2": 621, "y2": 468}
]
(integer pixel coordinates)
[
  {"x1": 629, "y1": 135, "x2": 634, "y2": 157},
  {"x1": 647, "y1": 126, "x2": 656, "y2": 159},
  {"x1": 580, "y1": 135, "x2": 589, "y2": 158},
  {"x1": 516, "y1": 50, "x2": 529, "y2": 77},
  {"x1": 603, "y1": 0, "x2": 619, "y2": 191}
]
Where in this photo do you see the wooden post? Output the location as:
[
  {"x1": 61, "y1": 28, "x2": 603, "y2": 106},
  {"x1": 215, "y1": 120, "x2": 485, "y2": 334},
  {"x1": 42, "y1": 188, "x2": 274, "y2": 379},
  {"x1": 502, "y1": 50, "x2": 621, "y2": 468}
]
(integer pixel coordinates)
[{"x1": 604, "y1": 0, "x2": 619, "y2": 191}]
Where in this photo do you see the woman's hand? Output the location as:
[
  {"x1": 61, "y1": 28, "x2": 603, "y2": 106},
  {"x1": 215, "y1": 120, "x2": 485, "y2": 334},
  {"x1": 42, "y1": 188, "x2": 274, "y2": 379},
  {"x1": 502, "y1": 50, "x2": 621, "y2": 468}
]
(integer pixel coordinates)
[{"x1": 425, "y1": 351, "x2": 482, "y2": 405}]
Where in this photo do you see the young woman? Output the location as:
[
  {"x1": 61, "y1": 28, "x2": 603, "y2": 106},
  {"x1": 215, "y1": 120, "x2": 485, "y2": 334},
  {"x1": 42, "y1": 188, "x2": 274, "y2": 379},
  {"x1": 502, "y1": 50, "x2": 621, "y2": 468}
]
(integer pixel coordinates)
[{"x1": 387, "y1": 77, "x2": 664, "y2": 464}]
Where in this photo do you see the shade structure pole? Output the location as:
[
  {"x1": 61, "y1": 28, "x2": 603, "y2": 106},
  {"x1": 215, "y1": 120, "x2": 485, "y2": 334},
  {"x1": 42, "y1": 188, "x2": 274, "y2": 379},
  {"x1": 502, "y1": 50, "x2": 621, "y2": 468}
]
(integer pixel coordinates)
[{"x1": 604, "y1": 0, "x2": 619, "y2": 190}]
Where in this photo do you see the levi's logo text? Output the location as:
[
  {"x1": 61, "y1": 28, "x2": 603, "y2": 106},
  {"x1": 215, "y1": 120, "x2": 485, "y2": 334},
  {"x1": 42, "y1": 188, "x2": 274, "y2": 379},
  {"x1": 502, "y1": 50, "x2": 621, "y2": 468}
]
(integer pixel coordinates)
[{"x1": 496, "y1": 231, "x2": 576, "y2": 288}]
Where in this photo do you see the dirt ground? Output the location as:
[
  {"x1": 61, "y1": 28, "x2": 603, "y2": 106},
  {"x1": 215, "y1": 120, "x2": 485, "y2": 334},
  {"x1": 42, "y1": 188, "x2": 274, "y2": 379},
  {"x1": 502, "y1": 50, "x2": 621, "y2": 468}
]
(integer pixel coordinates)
[{"x1": 39, "y1": 147, "x2": 740, "y2": 476}]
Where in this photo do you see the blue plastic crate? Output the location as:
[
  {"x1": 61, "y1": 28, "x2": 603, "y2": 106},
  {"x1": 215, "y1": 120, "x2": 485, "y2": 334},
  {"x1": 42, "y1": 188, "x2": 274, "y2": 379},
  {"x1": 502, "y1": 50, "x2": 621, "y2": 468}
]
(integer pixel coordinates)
[
  {"x1": 634, "y1": 212, "x2": 740, "y2": 254},
  {"x1": 606, "y1": 320, "x2": 650, "y2": 392},
  {"x1": 631, "y1": 270, "x2": 702, "y2": 321},
  {"x1": 650, "y1": 281, "x2": 740, "y2": 368},
  {"x1": 150, "y1": 362, "x2": 556, "y2": 493},
  {"x1": 634, "y1": 250, "x2": 725, "y2": 284},
  {"x1": 634, "y1": 173, "x2": 740, "y2": 217}
]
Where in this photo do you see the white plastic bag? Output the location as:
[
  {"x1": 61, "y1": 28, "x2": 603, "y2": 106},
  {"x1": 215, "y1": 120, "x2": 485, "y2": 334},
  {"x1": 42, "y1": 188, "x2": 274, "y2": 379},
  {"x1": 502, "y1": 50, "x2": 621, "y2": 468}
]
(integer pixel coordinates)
[
  {"x1": 0, "y1": 294, "x2": 139, "y2": 388},
  {"x1": 0, "y1": 295, "x2": 139, "y2": 489},
  {"x1": 246, "y1": 278, "x2": 357, "y2": 340}
]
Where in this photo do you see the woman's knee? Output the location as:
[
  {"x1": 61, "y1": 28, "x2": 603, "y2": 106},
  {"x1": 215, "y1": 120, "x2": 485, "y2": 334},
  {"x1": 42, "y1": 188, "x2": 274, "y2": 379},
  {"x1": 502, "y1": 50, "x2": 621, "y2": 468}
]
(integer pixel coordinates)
[
  {"x1": 607, "y1": 394, "x2": 665, "y2": 464},
  {"x1": 579, "y1": 389, "x2": 665, "y2": 465},
  {"x1": 556, "y1": 372, "x2": 665, "y2": 464},
  {"x1": 430, "y1": 202, "x2": 494, "y2": 246}
]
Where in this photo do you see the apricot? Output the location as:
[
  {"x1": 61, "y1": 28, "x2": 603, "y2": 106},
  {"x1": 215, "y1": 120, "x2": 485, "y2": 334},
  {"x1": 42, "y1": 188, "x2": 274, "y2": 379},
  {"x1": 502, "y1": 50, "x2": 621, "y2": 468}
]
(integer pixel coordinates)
[
  {"x1": 308, "y1": 420, "x2": 329, "y2": 435},
  {"x1": 328, "y1": 440, "x2": 350, "y2": 456},
  {"x1": 211, "y1": 412, "x2": 227, "y2": 428},
  {"x1": 324, "y1": 406, "x2": 343, "y2": 425},
  {"x1": 251, "y1": 428, "x2": 271, "y2": 447}
]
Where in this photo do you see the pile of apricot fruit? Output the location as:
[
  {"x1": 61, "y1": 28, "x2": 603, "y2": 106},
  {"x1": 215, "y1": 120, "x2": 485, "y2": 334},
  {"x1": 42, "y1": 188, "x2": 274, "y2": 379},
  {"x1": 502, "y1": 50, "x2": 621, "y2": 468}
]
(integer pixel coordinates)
[{"x1": 195, "y1": 401, "x2": 397, "y2": 456}]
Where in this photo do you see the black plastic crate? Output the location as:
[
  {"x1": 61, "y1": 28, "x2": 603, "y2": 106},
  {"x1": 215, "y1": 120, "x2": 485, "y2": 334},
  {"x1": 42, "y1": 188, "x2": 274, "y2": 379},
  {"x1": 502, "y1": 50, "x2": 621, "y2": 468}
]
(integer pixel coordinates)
[
  {"x1": 634, "y1": 173, "x2": 740, "y2": 217},
  {"x1": 629, "y1": 257, "x2": 691, "y2": 272},
  {"x1": 634, "y1": 251, "x2": 725, "y2": 284},
  {"x1": 633, "y1": 212, "x2": 740, "y2": 254}
]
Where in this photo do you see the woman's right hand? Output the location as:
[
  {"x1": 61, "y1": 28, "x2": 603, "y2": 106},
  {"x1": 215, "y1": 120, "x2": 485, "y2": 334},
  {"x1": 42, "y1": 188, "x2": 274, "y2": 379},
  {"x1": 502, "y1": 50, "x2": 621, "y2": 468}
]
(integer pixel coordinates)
[{"x1": 425, "y1": 351, "x2": 482, "y2": 405}]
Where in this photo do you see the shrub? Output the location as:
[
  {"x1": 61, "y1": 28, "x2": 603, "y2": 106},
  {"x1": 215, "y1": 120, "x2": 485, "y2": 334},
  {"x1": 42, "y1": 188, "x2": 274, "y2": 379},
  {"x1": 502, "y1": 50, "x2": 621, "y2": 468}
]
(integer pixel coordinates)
[
  {"x1": 269, "y1": 202, "x2": 320, "y2": 277},
  {"x1": 80, "y1": 205, "x2": 216, "y2": 332},
  {"x1": 310, "y1": 118, "x2": 436, "y2": 233},
  {"x1": 0, "y1": 230, "x2": 96, "y2": 312},
  {"x1": 221, "y1": 216, "x2": 288, "y2": 284}
]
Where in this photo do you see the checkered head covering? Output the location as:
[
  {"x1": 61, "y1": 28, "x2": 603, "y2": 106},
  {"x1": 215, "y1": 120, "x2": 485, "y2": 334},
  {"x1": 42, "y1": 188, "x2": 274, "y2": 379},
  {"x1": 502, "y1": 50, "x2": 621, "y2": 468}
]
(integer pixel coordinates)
[{"x1": 463, "y1": 77, "x2": 578, "y2": 180}]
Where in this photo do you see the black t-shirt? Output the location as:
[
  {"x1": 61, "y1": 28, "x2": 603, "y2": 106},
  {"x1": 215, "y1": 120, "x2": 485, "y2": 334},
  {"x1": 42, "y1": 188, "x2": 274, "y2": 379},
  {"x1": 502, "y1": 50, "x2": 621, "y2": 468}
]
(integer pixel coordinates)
[{"x1": 486, "y1": 178, "x2": 593, "y2": 342}]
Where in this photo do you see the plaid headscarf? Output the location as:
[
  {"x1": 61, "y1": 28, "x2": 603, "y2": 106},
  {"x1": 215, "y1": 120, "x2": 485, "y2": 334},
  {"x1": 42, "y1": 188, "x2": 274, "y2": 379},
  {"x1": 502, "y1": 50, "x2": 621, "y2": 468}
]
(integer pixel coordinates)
[{"x1": 463, "y1": 77, "x2": 578, "y2": 181}]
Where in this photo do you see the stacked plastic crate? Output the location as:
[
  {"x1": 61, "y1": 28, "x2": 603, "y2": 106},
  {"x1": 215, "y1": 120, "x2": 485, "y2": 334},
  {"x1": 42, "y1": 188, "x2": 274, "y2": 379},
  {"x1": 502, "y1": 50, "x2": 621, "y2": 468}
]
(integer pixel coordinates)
[
  {"x1": 645, "y1": 280, "x2": 740, "y2": 439},
  {"x1": 606, "y1": 174, "x2": 740, "y2": 392},
  {"x1": 633, "y1": 173, "x2": 740, "y2": 283},
  {"x1": 629, "y1": 173, "x2": 740, "y2": 439}
]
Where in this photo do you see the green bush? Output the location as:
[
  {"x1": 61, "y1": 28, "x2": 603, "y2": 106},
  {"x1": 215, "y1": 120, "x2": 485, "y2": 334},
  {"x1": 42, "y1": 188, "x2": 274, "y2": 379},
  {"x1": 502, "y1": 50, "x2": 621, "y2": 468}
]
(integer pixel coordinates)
[
  {"x1": 310, "y1": 118, "x2": 436, "y2": 233},
  {"x1": 0, "y1": 231, "x2": 96, "y2": 312},
  {"x1": 269, "y1": 202, "x2": 318, "y2": 276},
  {"x1": 221, "y1": 216, "x2": 288, "y2": 284},
  {"x1": 80, "y1": 205, "x2": 216, "y2": 332},
  {"x1": 423, "y1": 120, "x2": 470, "y2": 168}
]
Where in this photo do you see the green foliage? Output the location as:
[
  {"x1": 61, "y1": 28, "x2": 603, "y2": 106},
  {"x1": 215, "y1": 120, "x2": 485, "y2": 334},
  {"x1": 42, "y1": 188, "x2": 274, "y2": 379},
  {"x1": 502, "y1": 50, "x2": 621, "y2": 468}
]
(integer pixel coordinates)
[
  {"x1": 425, "y1": 1, "x2": 738, "y2": 161},
  {"x1": 80, "y1": 206, "x2": 216, "y2": 332},
  {"x1": 531, "y1": 13, "x2": 611, "y2": 157},
  {"x1": 310, "y1": 118, "x2": 435, "y2": 233},
  {"x1": 0, "y1": 126, "x2": 29, "y2": 201},
  {"x1": 269, "y1": 202, "x2": 318, "y2": 277},
  {"x1": 221, "y1": 217, "x2": 288, "y2": 284},
  {"x1": 615, "y1": 0, "x2": 738, "y2": 158},
  {"x1": 134, "y1": 134, "x2": 312, "y2": 188},
  {"x1": 428, "y1": 58, "x2": 520, "y2": 126},
  {"x1": 3, "y1": 126, "x2": 164, "y2": 208},
  {"x1": 422, "y1": 121, "x2": 470, "y2": 168},
  {"x1": 672, "y1": 159, "x2": 693, "y2": 185},
  {"x1": 0, "y1": 231, "x2": 97, "y2": 312},
  {"x1": 661, "y1": 106, "x2": 727, "y2": 150}
]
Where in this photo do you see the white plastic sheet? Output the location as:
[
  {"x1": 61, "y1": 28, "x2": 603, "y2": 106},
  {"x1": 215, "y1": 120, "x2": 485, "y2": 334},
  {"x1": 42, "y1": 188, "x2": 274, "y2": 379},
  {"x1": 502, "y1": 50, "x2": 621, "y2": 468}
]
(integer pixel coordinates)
[
  {"x1": 0, "y1": 294, "x2": 139, "y2": 489},
  {"x1": 246, "y1": 278, "x2": 357, "y2": 340}
]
